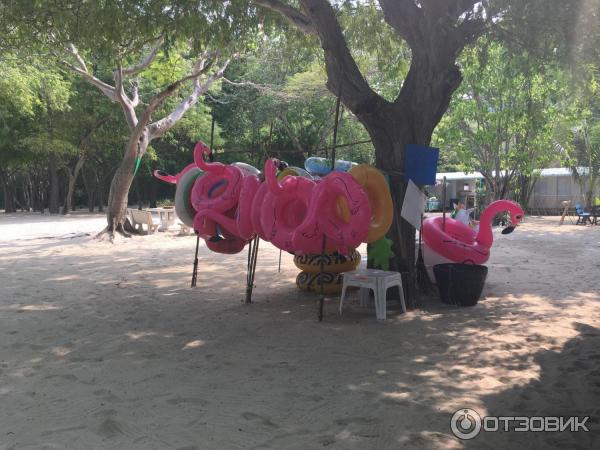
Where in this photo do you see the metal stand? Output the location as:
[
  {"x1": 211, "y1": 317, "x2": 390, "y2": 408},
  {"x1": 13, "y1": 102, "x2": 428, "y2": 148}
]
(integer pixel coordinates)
[
  {"x1": 318, "y1": 235, "x2": 327, "y2": 322},
  {"x1": 245, "y1": 236, "x2": 260, "y2": 304},
  {"x1": 318, "y1": 85, "x2": 341, "y2": 321},
  {"x1": 190, "y1": 117, "x2": 214, "y2": 288},
  {"x1": 278, "y1": 249, "x2": 282, "y2": 273},
  {"x1": 190, "y1": 232, "x2": 201, "y2": 287},
  {"x1": 442, "y1": 176, "x2": 447, "y2": 231}
]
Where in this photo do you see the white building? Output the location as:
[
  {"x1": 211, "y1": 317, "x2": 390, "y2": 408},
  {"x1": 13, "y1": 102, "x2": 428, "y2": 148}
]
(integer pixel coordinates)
[{"x1": 428, "y1": 167, "x2": 592, "y2": 213}]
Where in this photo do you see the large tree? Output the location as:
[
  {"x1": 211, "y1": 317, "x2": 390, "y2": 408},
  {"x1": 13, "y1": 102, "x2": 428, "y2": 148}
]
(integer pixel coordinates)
[
  {"x1": 1, "y1": 0, "x2": 258, "y2": 235},
  {"x1": 252, "y1": 0, "x2": 494, "y2": 276},
  {"x1": 60, "y1": 42, "x2": 234, "y2": 234},
  {"x1": 434, "y1": 39, "x2": 569, "y2": 208},
  {"x1": 251, "y1": 0, "x2": 587, "y2": 279}
]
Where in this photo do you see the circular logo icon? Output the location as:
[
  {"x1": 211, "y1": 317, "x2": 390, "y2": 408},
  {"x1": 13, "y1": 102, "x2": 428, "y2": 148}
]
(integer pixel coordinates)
[{"x1": 450, "y1": 408, "x2": 482, "y2": 440}]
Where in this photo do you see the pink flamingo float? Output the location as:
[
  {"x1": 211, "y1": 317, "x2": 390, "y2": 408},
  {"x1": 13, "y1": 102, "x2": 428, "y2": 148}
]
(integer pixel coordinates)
[
  {"x1": 422, "y1": 200, "x2": 525, "y2": 266},
  {"x1": 153, "y1": 141, "x2": 392, "y2": 256}
]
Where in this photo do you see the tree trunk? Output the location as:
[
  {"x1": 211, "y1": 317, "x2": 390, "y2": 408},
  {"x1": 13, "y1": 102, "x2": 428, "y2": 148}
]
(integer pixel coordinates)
[
  {"x1": 149, "y1": 179, "x2": 157, "y2": 209},
  {"x1": 1, "y1": 171, "x2": 17, "y2": 213},
  {"x1": 63, "y1": 155, "x2": 85, "y2": 215},
  {"x1": 352, "y1": 59, "x2": 462, "y2": 305},
  {"x1": 136, "y1": 178, "x2": 143, "y2": 210},
  {"x1": 105, "y1": 134, "x2": 148, "y2": 231},
  {"x1": 48, "y1": 155, "x2": 60, "y2": 214},
  {"x1": 22, "y1": 176, "x2": 31, "y2": 211},
  {"x1": 82, "y1": 166, "x2": 96, "y2": 212},
  {"x1": 97, "y1": 169, "x2": 104, "y2": 213}
]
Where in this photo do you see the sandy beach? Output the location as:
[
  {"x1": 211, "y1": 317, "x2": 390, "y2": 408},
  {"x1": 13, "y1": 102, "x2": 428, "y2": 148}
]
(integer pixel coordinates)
[{"x1": 0, "y1": 212, "x2": 598, "y2": 449}]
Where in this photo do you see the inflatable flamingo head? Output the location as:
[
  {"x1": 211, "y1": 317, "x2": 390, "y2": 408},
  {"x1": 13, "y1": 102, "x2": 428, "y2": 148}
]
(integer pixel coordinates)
[
  {"x1": 501, "y1": 202, "x2": 525, "y2": 235},
  {"x1": 195, "y1": 141, "x2": 211, "y2": 156},
  {"x1": 194, "y1": 141, "x2": 224, "y2": 173},
  {"x1": 264, "y1": 158, "x2": 284, "y2": 194}
]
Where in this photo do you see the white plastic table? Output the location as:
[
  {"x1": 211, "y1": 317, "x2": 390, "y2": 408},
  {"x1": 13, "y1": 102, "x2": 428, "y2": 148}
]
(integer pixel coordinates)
[
  {"x1": 339, "y1": 269, "x2": 406, "y2": 321},
  {"x1": 148, "y1": 207, "x2": 176, "y2": 231}
]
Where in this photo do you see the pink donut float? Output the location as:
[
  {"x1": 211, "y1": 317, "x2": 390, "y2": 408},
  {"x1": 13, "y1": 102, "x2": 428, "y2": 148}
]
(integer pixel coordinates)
[
  {"x1": 293, "y1": 172, "x2": 371, "y2": 253},
  {"x1": 236, "y1": 174, "x2": 261, "y2": 240},
  {"x1": 250, "y1": 180, "x2": 270, "y2": 241},
  {"x1": 191, "y1": 141, "x2": 244, "y2": 213},
  {"x1": 260, "y1": 159, "x2": 316, "y2": 253},
  {"x1": 193, "y1": 174, "x2": 260, "y2": 241}
]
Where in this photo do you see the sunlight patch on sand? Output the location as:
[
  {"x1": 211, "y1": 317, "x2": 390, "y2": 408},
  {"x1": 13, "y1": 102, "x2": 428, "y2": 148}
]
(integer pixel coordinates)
[
  {"x1": 51, "y1": 347, "x2": 72, "y2": 357},
  {"x1": 125, "y1": 331, "x2": 174, "y2": 341},
  {"x1": 182, "y1": 339, "x2": 205, "y2": 350},
  {"x1": 19, "y1": 304, "x2": 59, "y2": 311},
  {"x1": 45, "y1": 275, "x2": 80, "y2": 282}
]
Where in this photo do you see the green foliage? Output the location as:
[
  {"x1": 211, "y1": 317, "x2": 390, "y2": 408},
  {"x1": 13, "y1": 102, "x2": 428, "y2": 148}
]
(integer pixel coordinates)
[
  {"x1": 0, "y1": 55, "x2": 73, "y2": 169},
  {"x1": 213, "y1": 31, "x2": 374, "y2": 167},
  {"x1": 434, "y1": 38, "x2": 570, "y2": 200}
]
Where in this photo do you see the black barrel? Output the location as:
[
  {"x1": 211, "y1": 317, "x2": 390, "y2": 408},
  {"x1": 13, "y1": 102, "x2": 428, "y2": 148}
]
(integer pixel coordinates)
[{"x1": 433, "y1": 263, "x2": 488, "y2": 307}]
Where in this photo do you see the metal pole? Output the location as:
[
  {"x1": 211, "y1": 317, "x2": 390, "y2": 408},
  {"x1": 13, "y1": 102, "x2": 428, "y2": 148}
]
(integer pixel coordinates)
[
  {"x1": 442, "y1": 176, "x2": 447, "y2": 232},
  {"x1": 330, "y1": 88, "x2": 343, "y2": 172},
  {"x1": 245, "y1": 236, "x2": 260, "y2": 304},
  {"x1": 191, "y1": 116, "x2": 215, "y2": 286},
  {"x1": 209, "y1": 114, "x2": 215, "y2": 162},
  {"x1": 190, "y1": 232, "x2": 201, "y2": 287},
  {"x1": 278, "y1": 249, "x2": 282, "y2": 273},
  {"x1": 318, "y1": 235, "x2": 326, "y2": 322}
]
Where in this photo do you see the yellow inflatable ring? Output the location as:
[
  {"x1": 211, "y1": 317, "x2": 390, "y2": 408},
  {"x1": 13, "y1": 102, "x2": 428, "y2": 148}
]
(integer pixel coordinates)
[
  {"x1": 294, "y1": 250, "x2": 360, "y2": 273},
  {"x1": 277, "y1": 166, "x2": 313, "y2": 181},
  {"x1": 296, "y1": 271, "x2": 343, "y2": 294},
  {"x1": 348, "y1": 164, "x2": 393, "y2": 243}
]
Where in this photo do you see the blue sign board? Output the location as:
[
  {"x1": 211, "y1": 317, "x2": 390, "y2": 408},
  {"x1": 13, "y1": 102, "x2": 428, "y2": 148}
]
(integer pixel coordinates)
[{"x1": 404, "y1": 144, "x2": 439, "y2": 186}]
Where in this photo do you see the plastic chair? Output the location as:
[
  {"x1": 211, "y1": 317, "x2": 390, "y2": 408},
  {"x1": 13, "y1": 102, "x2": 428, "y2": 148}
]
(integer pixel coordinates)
[
  {"x1": 339, "y1": 269, "x2": 406, "y2": 321},
  {"x1": 574, "y1": 203, "x2": 592, "y2": 225}
]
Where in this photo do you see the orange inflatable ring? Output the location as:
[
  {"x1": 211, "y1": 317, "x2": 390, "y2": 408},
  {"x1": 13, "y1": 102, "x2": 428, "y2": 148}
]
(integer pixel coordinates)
[
  {"x1": 348, "y1": 164, "x2": 393, "y2": 243},
  {"x1": 293, "y1": 250, "x2": 361, "y2": 274}
]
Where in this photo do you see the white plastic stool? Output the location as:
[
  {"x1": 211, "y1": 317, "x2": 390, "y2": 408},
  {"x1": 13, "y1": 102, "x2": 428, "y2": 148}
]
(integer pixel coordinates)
[{"x1": 339, "y1": 269, "x2": 407, "y2": 320}]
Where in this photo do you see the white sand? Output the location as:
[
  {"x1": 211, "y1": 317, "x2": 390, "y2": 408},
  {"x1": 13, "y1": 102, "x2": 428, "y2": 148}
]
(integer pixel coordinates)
[{"x1": 0, "y1": 212, "x2": 598, "y2": 449}]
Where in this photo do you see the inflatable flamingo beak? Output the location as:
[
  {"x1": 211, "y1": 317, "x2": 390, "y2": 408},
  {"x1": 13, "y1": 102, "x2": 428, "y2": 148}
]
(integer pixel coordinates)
[
  {"x1": 153, "y1": 169, "x2": 178, "y2": 184},
  {"x1": 503, "y1": 213, "x2": 523, "y2": 233},
  {"x1": 501, "y1": 226, "x2": 515, "y2": 235}
]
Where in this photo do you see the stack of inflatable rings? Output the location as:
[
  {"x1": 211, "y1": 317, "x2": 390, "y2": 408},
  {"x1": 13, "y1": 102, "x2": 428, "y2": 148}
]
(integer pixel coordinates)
[{"x1": 294, "y1": 249, "x2": 360, "y2": 294}]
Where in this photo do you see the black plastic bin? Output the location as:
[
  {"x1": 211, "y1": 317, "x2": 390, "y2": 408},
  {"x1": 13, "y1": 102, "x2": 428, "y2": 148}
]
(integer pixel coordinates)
[{"x1": 433, "y1": 263, "x2": 488, "y2": 307}]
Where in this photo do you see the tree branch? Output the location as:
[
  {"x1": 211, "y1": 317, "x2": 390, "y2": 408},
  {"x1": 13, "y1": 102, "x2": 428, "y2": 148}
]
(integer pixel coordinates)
[
  {"x1": 252, "y1": 0, "x2": 316, "y2": 34},
  {"x1": 147, "y1": 54, "x2": 234, "y2": 141},
  {"x1": 113, "y1": 65, "x2": 138, "y2": 130},
  {"x1": 67, "y1": 43, "x2": 88, "y2": 73},
  {"x1": 62, "y1": 44, "x2": 117, "y2": 100},
  {"x1": 121, "y1": 36, "x2": 164, "y2": 76},
  {"x1": 378, "y1": 0, "x2": 423, "y2": 46},
  {"x1": 298, "y1": 0, "x2": 389, "y2": 116},
  {"x1": 277, "y1": 111, "x2": 305, "y2": 154}
]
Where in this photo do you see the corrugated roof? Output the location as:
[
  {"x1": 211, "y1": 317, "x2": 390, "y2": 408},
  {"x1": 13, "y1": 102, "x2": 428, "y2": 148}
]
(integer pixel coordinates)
[{"x1": 435, "y1": 167, "x2": 589, "y2": 181}]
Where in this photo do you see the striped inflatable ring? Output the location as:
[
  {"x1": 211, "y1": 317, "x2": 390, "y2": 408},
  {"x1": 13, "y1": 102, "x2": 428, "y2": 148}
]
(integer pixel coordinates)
[
  {"x1": 175, "y1": 168, "x2": 203, "y2": 227},
  {"x1": 293, "y1": 250, "x2": 360, "y2": 273},
  {"x1": 296, "y1": 271, "x2": 343, "y2": 294}
]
